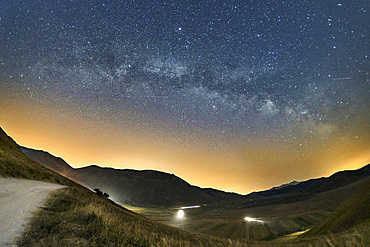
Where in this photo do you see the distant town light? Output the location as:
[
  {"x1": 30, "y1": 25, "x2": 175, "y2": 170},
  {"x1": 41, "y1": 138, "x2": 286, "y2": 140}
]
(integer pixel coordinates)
[
  {"x1": 244, "y1": 217, "x2": 264, "y2": 223},
  {"x1": 180, "y1": 205, "x2": 200, "y2": 209},
  {"x1": 177, "y1": 210, "x2": 185, "y2": 219}
]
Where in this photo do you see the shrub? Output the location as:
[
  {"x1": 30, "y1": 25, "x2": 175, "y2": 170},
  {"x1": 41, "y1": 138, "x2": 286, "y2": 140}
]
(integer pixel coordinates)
[{"x1": 94, "y1": 188, "x2": 103, "y2": 196}]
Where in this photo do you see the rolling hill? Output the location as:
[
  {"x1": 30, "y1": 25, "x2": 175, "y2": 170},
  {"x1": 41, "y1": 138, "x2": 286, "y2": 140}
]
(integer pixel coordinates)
[
  {"x1": 0, "y1": 128, "x2": 69, "y2": 185},
  {"x1": 21, "y1": 145, "x2": 370, "y2": 209},
  {"x1": 20, "y1": 147, "x2": 245, "y2": 207},
  {"x1": 21, "y1": 146, "x2": 74, "y2": 176},
  {"x1": 246, "y1": 164, "x2": 370, "y2": 200},
  {"x1": 70, "y1": 165, "x2": 246, "y2": 206},
  {"x1": 303, "y1": 178, "x2": 370, "y2": 237}
]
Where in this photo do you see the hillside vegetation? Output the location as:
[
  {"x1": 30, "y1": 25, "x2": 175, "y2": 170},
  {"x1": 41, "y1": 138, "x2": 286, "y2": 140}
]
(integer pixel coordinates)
[
  {"x1": 18, "y1": 186, "x2": 239, "y2": 247},
  {"x1": 303, "y1": 179, "x2": 370, "y2": 237},
  {"x1": 0, "y1": 128, "x2": 69, "y2": 185}
]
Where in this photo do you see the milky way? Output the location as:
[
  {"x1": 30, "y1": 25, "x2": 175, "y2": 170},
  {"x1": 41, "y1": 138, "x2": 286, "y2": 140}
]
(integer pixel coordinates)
[{"x1": 1, "y1": 1, "x2": 369, "y2": 193}]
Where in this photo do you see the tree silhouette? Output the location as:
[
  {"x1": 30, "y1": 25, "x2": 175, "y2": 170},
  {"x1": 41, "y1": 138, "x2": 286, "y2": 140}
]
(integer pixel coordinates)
[{"x1": 94, "y1": 188, "x2": 103, "y2": 195}]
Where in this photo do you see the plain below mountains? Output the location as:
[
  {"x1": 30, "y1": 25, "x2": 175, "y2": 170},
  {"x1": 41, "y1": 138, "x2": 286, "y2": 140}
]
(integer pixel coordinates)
[{"x1": 21, "y1": 146, "x2": 370, "y2": 208}]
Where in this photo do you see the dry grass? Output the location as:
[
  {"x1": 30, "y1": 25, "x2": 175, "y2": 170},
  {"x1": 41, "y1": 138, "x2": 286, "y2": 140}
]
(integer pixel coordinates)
[
  {"x1": 0, "y1": 131, "x2": 70, "y2": 185},
  {"x1": 293, "y1": 223, "x2": 369, "y2": 247},
  {"x1": 302, "y1": 179, "x2": 370, "y2": 238},
  {"x1": 17, "y1": 186, "x2": 248, "y2": 247}
]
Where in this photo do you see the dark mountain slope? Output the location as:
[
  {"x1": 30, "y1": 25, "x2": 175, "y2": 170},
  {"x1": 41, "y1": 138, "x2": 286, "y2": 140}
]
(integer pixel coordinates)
[
  {"x1": 20, "y1": 147, "x2": 244, "y2": 206},
  {"x1": 19, "y1": 137, "x2": 370, "y2": 208},
  {"x1": 303, "y1": 179, "x2": 370, "y2": 237},
  {"x1": 247, "y1": 164, "x2": 370, "y2": 199},
  {"x1": 20, "y1": 147, "x2": 74, "y2": 175},
  {"x1": 0, "y1": 127, "x2": 69, "y2": 184},
  {"x1": 69, "y1": 165, "x2": 244, "y2": 206},
  {"x1": 268, "y1": 180, "x2": 301, "y2": 191}
]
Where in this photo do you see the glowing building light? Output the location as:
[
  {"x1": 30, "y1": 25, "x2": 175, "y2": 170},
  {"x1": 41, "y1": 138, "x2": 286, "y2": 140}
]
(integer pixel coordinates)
[
  {"x1": 180, "y1": 205, "x2": 200, "y2": 209},
  {"x1": 244, "y1": 217, "x2": 264, "y2": 223},
  {"x1": 177, "y1": 210, "x2": 185, "y2": 219}
]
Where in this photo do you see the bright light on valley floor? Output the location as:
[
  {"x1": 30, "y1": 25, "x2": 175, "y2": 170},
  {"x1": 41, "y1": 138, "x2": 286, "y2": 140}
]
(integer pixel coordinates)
[
  {"x1": 244, "y1": 217, "x2": 264, "y2": 223},
  {"x1": 180, "y1": 205, "x2": 201, "y2": 209},
  {"x1": 177, "y1": 209, "x2": 185, "y2": 219}
]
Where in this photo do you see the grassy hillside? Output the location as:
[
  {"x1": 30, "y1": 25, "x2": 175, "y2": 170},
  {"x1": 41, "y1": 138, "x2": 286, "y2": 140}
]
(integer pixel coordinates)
[
  {"x1": 303, "y1": 179, "x2": 370, "y2": 237},
  {"x1": 0, "y1": 127, "x2": 69, "y2": 185},
  {"x1": 18, "y1": 185, "x2": 240, "y2": 247}
]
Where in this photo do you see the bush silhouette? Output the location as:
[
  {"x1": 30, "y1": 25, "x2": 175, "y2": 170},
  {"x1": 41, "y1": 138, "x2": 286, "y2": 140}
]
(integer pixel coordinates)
[
  {"x1": 104, "y1": 192, "x2": 109, "y2": 198},
  {"x1": 94, "y1": 188, "x2": 103, "y2": 195}
]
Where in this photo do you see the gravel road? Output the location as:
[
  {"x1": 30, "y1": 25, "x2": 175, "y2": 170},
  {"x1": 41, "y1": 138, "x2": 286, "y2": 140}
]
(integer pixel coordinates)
[{"x1": 0, "y1": 178, "x2": 66, "y2": 246}]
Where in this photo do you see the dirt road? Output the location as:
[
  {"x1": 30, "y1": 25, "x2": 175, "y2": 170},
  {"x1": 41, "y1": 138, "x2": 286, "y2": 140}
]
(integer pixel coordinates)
[{"x1": 0, "y1": 178, "x2": 66, "y2": 246}]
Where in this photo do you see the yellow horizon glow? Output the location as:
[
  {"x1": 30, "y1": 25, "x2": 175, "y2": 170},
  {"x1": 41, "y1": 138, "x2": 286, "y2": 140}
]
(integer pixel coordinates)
[{"x1": 1, "y1": 88, "x2": 369, "y2": 194}]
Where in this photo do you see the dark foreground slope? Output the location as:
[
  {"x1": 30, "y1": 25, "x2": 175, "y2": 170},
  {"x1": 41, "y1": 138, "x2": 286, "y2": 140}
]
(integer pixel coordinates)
[
  {"x1": 0, "y1": 127, "x2": 69, "y2": 185},
  {"x1": 303, "y1": 179, "x2": 370, "y2": 237}
]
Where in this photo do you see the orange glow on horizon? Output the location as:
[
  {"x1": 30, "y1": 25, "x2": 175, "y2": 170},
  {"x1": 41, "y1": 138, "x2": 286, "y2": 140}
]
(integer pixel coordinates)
[{"x1": 1, "y1": 89, "x2": 369, "y2": 194}]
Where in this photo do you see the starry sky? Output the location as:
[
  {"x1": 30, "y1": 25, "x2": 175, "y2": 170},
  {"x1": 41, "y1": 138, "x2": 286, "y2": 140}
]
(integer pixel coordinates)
[{"x1": 1, "y1": 0, "x2": 369, "y2": 193}]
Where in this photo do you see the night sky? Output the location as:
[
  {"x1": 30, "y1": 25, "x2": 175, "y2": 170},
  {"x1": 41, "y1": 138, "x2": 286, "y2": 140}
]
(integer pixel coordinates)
[{"x1": 1, "y1": 1, "x2": 369, "y2": 193}]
